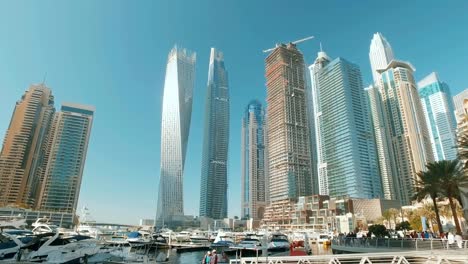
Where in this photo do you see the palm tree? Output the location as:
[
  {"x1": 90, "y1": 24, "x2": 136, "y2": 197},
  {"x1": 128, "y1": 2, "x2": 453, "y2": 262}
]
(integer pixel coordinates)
[
  {"x1": 431, "y1": 160, "x2": 467, "y2": 235},
  {"x1": 414, "y1": 169, "x2": 444, "y2": 234},
  {"x1": 457, "y1": 128, "x2": 468, "y2": 168}
]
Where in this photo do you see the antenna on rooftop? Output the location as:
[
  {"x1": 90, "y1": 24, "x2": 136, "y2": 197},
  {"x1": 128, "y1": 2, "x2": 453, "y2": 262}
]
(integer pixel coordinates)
[{"x1": 41, "y1": 72, "x2": 47, "y2": 86}]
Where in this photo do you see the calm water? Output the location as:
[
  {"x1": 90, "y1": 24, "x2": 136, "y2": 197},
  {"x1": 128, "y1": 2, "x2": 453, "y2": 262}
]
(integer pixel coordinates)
[{"x1": 160, "y1": 244, "x2": 332, "y2": 263}]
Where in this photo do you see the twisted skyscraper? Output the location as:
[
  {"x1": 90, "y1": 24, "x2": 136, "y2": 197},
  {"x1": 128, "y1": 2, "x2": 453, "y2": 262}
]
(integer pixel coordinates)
[
  {"x1": 199, "y1": 48, "x2": 230, "y2": 219},
  {"x1": 157, "y1": 47, "x2": 196, "y2": 224}
]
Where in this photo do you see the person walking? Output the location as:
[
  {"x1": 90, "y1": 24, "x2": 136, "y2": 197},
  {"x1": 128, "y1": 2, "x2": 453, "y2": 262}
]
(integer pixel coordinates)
[
  {"x1": 210, "y1": 249, "x2": 218, "y2": 264},
  {"x1": 201, "y1": 251, "x2": 211, "y2": 264}
]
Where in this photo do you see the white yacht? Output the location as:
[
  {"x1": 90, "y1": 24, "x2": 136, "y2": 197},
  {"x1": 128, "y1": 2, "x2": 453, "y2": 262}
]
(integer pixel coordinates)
[
  {"x1": 0, "y1": 233, "x2": 26, "y2": 261},
  {"x1": 31, "y1": 218, "x2": 59, "y2": 234},
  {"x1": 189, "y1": 230, "x2": 209, "y2": 243},
  {"x1": 175, "y1": 231, "x2": 191, "y2": 242},
  {"x1": 0, "y1": 215, "x2": 27, "y2": 229},
  {"x1": 213, "y1": 230, "x2": 234, "y2": 243}
]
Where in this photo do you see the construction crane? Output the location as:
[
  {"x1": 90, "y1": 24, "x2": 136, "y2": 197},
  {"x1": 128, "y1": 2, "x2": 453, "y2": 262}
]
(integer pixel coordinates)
[{"x1": 262, "y1": 36, "x2": 315, "y2": 53}]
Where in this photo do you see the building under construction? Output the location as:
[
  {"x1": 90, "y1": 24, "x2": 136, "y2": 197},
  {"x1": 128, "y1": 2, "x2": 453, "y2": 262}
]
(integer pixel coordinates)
[{"x1": 265, "y1": 42, "x2": 315, "y2": 202}]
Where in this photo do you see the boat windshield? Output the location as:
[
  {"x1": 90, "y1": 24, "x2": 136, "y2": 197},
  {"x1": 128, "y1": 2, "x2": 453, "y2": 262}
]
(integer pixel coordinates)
[{"x1": 127, "y1": 232, "x2": 141, "y2": 238}]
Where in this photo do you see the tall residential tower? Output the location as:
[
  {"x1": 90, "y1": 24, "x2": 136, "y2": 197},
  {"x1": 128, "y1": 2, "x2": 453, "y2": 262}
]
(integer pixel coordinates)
[
  {"x1": 0, "y1": 85, "x2": 55, "y2": 208},
  {"x1": 157, "y1": 47, "x2": 196, "y2": 224},
  {"x1": 265, "y1": 43, "x2": 314, "y2": 201},
  {"x1": 199, "y1": 48, "x2": 230, "y2": 219},
  {"x1": 241, "y1": 100, "x2": 268, "y2": 221},
  {"x1": 310, "y1": 50, "x2": 382, "y2": 198},
  {"x1": 369, "y1": 32, "x2": 395, "y2": 83},
  {"x1": 376, "y1": 60, "x2": 434, "y2": 204},
  {"x1": 38, "y1": 103, "x2": 95, "y2": 213},
  {"x1": 418, "y1": 72, "x2": 458, "y2": 161}
]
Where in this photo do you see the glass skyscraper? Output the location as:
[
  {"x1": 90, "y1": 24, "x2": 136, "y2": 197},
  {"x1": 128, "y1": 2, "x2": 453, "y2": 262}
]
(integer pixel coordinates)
[
  {"x1": 0, "y1": 84, "x2": 55, "y2": 208},
  {"x1": 369, "y1": 32, "x2": 395, "y2": 83},
  {"x1": 199, "y1": 48, "x2": 229, "y2": 219},
  {"x1": 241, "y1": 100, "x2": 267, "y2": 221},
  {"x1": 418, "y1": 72, "x2": 458, "y2": 161},
  {"x1": 376, "y1": 60, "x2": 433, "y2": 205},
  {"x1": 310, "y1": 50, "x2": 382, "y2": 198},
  {"x1": 265, "y1": 43, "x2": 314, "y2": 201},
  {"x1": 157, "y1": 47, "x2": 196, "y2": 223},
  {"x1": 38, "y1": 103, "x2": 95, "y2": 213}
]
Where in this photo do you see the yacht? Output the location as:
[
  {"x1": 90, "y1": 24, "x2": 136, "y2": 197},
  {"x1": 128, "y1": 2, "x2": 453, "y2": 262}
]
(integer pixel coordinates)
[
  {"x1": 0, "y1": 215, "x2": 27, "y2": 230},
  {"x1": 268, "y1": 233, "x2": 290, "y2": 252},
  {"x1": 31, "y1": 218, "x2": 59, "y2": 235},
  {"x1": 190, "y1": 230, "x2": 209, "y2": 244},
  {"x1": 20, "y1": 232, "x2": 105, "y2": 263},
  {"x1": 213, "y1": 230, "x2": 234, "y2": 243},
  {"x1": 175, "y1": 231, "x2": 191, "y2": 242},
  {"x1": 230, "y1": 237, "x2": 263, "y2": 257},
  {"x1": 126, "y1": 230, "x2": 153, "y2": 246},
  {"x1": 0, "y1": 233, "x2": 26, "y2": 261}
]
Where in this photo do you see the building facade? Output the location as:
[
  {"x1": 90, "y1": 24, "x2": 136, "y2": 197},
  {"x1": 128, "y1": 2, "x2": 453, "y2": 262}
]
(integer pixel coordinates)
[
  {"x1": 369, "y1": 32, "x2": 395, "y2": 84},
  {"x1": 38, "y1": 103, "x2": 95, "y2": 213},
  {"x1": 376, "y1": 60, "x2": 434, "y2": 205},
  {"x1": 365, "y1": 85, "x2": 398, "y2": 200},
  {"x1": 310, "y1": 51, "x2": 382, "y2": 198},
  {"x1": 199, "y1": 48, "x2": 230, "y2": 219},
  {"x1": 0, "y1": 85, "x2": 55, "y2": 208},
  {"x1": 453, "y1": 89, "x2": 468, "y2": 122},
  {"x1": 157, "y1": 47, "x2": 196, "y2": 224},
  {"x1": 241, "y1": 100, "x2": 268, "y2": 221},
  {"x1": 265, "y1": 43, "x2": 314, "y2": 202},
  {"x1": 418, "y1": 72, "x2": 458, "y2": 161}
]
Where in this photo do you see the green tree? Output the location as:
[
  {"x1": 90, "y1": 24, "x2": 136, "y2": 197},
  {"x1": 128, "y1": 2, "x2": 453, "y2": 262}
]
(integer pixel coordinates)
[
  {"x1": 396, "y1": 221, "x2": 411, "y2": 231},
  {"x1": 382, "y1": 210, "x2": 392, "y2": 229},
  {"x1": 457, "y1": 119, "x2": 468, "y2": 168},
  {"x1": 413, "y1": 168, "x2": 444, "y2": 234},
  {"x1": 435, "y1": 160, "x2": 467, "y2": 235},
  {"x1": 368, "y1": 224, "x2": 388, "y2": 237}
]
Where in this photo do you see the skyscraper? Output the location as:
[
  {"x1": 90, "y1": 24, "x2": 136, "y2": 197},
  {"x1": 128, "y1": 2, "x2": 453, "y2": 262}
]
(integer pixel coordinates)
[
  {"x1": 310, "y1": 50, "x2": 382, "y2": 198},
  {"x1": 199, "y1": 48, "x2": 229, "y2": 219},
  {"x1": 365, "y1": 85, "x2": 398, "y2": 200},
  {"x1": 0, "y1": 84, "x2": 55, "y2": 208},
  {"x1": 453, "y1": 89, "x2": 468, "y2": 121},
  {"x1": 38, "y1": 103, "x2": 94, "y2": 213},
  {"x1": 418, "y1": 72, "x2": 458, "y2": 161},
  {"x1": 241, "y1": 100, "x2": 267, "y2": 221},
  {"x1": 265, "y1": 43, "x2": 314, "y2": 201},
  {"x1": 377, "y1": 60, "x2": 434, "y2": 204},
  {"x1": 369, "y1": 32, "x2": 395, "y2": 83},
  {"x1": 157, "y1": 47, "x2": 196, "y2": 223}
]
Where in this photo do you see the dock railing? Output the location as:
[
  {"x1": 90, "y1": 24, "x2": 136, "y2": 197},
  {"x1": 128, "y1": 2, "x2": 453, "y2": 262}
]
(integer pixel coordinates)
[
  {"x1": 331, "y1": 236, "x2": 468, "y2": 251},
  {"x1": 228, "y1": 250, "x2": 468, "y2": 264}
]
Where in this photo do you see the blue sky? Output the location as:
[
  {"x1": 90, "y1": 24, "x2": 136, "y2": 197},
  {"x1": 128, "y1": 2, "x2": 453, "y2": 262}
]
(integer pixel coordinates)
[{"x1": 0, "y1": 0, "x2": 467, "y2": 224}]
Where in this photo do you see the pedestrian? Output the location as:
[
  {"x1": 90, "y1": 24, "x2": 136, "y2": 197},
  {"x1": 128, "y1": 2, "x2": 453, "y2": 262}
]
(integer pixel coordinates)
[
  {"x1": 201, "y1": 251, "x2": 211, "y2": 264},
  {"x1": 447, "y1": 232, "x2": 455, "y2": 249},
  {"x1": 210, "y1": 249, "x2": 218, "y2": 264}
]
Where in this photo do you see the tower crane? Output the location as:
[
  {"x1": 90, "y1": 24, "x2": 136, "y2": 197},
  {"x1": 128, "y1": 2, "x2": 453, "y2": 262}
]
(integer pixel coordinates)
[{"x1": 262, "y1": 36, "x2": 314, "y2": 53}]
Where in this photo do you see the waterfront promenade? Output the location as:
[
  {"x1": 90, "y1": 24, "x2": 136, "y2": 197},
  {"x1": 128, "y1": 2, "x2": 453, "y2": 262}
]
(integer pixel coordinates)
[
  {"x1": 331, "y1": 237, "x2": 468, "y2": 253},
  {"x1": 229, "y1": 250, "x2": 468, "y2": 264}
]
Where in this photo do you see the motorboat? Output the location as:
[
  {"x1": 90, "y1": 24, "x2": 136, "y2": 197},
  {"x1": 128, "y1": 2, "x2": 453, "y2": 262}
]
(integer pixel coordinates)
[
  {"x1": 76, "y1": 223, "x2": 102, "y2": 239},
  {"x1": 0, "y1": 215, "x2": 27, "y2": 230},
  {"x1": 190, "y1": 230, "x2": 209, "y2": 244},
  {"x1": 317, "y1": 234, "x2": 331, "y2": 245},
  {"x1": 213, "y1": 230, "x2": 234, "y2": 243},
  {"x1": 230, "y1": 237, "x2": 264, "y2": 257},
  {"x1": 267, "y1": 233, "x2": 290, "y2": 252},
  {"x1": 19, "y1": 232, "x2": 103, "y2": 263},
  {"x1": 0, "y1": 233, "x2": 27, "y2": 261},
  {"x1": 210, "y1": 240, "x2": 236, "y2": 255},
  {"x1": 126, "y1": 231, "x2": 152, "y2": 246},
  {"x1": 31, "y1": 218, "x2": 59, "y2": 235},
  {"x1": 175, "y1": 231, "x2": 191, "y2": 242}
]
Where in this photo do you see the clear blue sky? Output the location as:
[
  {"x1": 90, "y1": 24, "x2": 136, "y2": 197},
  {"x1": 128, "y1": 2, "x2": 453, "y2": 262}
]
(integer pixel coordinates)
[{"x1": 0, "y1": 0, "x2": 467, "y2": 224}]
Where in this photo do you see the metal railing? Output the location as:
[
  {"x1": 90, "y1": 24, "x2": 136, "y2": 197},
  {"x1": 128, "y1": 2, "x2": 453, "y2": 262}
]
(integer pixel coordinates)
[
  {"x1": 229, "y1": 250, "x2": 468, "y2": 264},
  {"x1": 331, "y1": 237, "x2": 468, "y2": 251}
]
